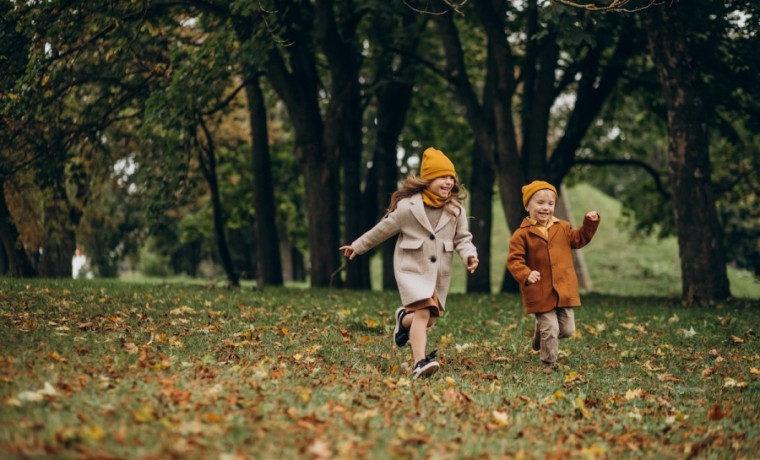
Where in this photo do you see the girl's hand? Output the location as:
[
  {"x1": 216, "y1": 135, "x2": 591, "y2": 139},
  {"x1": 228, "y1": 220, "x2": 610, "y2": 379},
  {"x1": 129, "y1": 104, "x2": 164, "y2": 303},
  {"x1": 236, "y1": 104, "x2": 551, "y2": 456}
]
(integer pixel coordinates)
[
  {"x1": 526, "y1": 270, "x2": 541, "y2": 285},
  {"x1": 586, "y1": 211, "x2": 600, "y2": 221},
  {"x1": 467, "y1": 256, "x2": 479, "y2": 274},
  {"x1": 339, "y1": 245, "x2": 356, "y2": 260}
]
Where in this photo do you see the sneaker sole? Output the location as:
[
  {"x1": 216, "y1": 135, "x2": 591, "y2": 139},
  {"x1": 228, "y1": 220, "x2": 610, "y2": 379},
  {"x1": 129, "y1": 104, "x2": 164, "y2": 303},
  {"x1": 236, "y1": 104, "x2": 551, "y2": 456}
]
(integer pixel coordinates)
[{"x1": 412, "y1": 361, "x2": 440, "y2": 379}]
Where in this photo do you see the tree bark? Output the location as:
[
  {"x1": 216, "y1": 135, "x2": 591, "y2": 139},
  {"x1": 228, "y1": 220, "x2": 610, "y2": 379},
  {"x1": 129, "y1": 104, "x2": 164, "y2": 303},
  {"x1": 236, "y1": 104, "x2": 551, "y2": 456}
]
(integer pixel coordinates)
[
  {"x1": 0, "y1": 177, "x2": 36, "y2": 277},
  {"x1": 244, "y1": 72, "x2": 284, "y2": 287},
  {"x1": 316, "y1": 0, "x2": 367, "y2": 289},
  {"x1": 467, "y1": 143, "x2": 494, "y2": 293},
  {"x1": 197, "y1": 118, "x2": 240, "y2": 288},
  {"x1": 265, "y1": 1, "x2": 341, "y2": 288},
  {"x1": 643, "y1": 3, "x2": 730, "y2": 303}
]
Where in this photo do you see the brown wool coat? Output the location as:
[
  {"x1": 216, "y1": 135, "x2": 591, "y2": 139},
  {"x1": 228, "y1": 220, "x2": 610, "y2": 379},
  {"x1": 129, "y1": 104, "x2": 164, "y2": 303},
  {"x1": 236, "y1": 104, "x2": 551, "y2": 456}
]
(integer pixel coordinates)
[
  {"x1": 350, "y1": 193, "x2": 477, "y2": 310},
  {"x1": 507, "y1": 216, "x2": 599, "y2": 314}
]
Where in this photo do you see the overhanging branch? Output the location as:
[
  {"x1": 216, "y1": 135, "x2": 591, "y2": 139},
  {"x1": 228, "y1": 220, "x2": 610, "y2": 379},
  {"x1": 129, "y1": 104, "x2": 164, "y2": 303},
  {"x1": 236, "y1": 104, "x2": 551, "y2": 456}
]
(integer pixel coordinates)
[
  {"x1": 575, "y1": 157, "x2": 670, "y2": 198},
  {"x1": 551, "y1": 0, "x2": 666, "y2": 13}
]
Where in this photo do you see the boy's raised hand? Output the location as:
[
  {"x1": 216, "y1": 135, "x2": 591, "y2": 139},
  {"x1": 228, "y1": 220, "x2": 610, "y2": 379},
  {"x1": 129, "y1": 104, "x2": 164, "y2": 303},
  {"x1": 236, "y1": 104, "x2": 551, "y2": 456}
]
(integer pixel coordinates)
[
  {"x1": 339, "y1": 245, "x2": 356, "y2": 260},
  {"x1": 585, "y1": 211, "x2": 600, "y2": 221}
]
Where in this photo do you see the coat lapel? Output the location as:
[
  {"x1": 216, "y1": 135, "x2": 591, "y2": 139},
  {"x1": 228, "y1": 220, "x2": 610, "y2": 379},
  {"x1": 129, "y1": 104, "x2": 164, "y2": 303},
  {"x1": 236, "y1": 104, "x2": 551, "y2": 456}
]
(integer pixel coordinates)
[
  {"x1": 435, "y1": 209, "x2": 452, "y2": 232},
  {"x1": 409, "y1": 194, "x2": 434, "y2": 233}
]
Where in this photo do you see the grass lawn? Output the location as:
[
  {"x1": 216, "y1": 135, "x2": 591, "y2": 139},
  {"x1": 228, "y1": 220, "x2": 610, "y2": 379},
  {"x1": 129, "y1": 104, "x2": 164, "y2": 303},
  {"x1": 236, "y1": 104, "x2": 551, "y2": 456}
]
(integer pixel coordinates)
[{"x1": 1, "y1": 279, "x2": 758, "y2": 459}]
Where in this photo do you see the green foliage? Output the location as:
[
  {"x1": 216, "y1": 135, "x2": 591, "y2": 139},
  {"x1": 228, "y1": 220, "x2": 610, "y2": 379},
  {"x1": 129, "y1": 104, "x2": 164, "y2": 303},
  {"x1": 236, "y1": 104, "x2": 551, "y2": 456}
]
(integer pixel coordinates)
[{"x1": 1, "y1": 280, "x2": 758, "y2": 458}]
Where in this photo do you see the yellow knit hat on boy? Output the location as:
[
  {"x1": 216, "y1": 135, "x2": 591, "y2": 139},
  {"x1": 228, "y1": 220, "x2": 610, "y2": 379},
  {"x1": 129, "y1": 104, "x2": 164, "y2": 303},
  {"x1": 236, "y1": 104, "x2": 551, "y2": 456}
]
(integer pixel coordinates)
[
  {"x1": 420, "y1": 147, "x2": 456, "y2": 180},
  {"x1": 521, "y1": 180, "x2": 557, "y2": 206}
]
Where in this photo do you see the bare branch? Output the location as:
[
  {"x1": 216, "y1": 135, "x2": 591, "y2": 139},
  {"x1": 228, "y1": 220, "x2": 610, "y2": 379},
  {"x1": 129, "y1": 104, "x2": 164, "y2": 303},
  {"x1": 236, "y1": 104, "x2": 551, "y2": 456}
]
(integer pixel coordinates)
[
  {"x1": 551, "y1": 0, "x2": 666, "y2": 13},
  {"x1": 575, "y1": 157, "x2": 670, "y2": 198},
  {"x1": 403, "y1": 0, "x2": 467, "y2": 16}
]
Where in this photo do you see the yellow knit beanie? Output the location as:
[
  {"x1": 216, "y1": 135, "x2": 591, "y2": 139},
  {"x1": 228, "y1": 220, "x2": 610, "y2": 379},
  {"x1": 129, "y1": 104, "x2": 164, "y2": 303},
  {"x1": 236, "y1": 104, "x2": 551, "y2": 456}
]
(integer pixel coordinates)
[
  {"x1": 420, "y1": 147, "x2": 456, "y2": 180},
  {"x1": 521, "y1": 180, "x2": 558, "y2": 206}
]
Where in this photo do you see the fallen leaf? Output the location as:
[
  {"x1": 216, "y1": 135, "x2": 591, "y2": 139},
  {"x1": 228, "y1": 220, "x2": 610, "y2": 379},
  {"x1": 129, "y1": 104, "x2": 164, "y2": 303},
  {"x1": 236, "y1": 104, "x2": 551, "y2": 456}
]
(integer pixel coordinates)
[
  {"x1": 657, "y1": 373, "x2": 683, "y2": 383},
  {"x1": 309, "y1": 439, "x2": 332, "y2": 460},
  {"x1": 681, "y1": 327, "x2": 697, "y2": 338},
  {"x1": 575, "y1": 397, "x2": 591, "y2": 419},
  {"x1": 707, "y1": 404, "x2": 727, "y2": 421},
  {"x1": 625, "y1": 388, "x2": 644, "y2": 400},
  {"x1": 132, "y1": 405, "x2": 154, "y2": 423},
  {"x1": 124, "y1": 342, "x2": 139, "y2": 355},
  {"x1": 492, "y1": 410, "x2": 509, "y2": 427},
  {"x1": 730, "y1": 335, "x2": 744, "y2": 344}
]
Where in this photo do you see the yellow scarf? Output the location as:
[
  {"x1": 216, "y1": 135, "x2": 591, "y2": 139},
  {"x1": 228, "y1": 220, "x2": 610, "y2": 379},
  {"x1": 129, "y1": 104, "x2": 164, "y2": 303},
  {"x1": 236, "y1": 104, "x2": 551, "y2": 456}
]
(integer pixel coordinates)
[{"x1": 422, "y1": 190, "x2": 447, "y2": 208}]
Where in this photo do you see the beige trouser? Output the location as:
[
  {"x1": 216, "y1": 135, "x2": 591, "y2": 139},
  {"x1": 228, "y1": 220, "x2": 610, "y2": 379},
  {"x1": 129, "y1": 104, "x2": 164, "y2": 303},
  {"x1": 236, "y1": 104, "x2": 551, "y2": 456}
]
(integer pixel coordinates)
[{"x1": 535, "y1": 308, "x2": 575, "y2": 364}]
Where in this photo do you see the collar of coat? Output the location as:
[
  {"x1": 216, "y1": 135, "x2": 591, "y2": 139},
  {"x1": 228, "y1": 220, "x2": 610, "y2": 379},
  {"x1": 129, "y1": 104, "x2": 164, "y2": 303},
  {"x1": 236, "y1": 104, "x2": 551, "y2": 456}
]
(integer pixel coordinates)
[
  {"x1": 409, "y1": 193, "x2": 454, "y2": 233},
  {"x1": 523, "y1": 216, "x2": 560, "y2": 227},
  {"x1": 520, "y1": 216, "x2": 560, "y2": 240}
]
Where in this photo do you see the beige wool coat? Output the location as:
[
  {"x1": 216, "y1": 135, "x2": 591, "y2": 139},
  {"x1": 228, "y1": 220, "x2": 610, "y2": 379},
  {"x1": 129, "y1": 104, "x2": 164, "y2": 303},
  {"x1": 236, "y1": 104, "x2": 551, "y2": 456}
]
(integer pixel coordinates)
[
  {"x1": 507, "y1": 216, "x2": 599, "y2": 314},
  {"x1": 350, "y1": 193, "x2": 477, "y2": 310}
]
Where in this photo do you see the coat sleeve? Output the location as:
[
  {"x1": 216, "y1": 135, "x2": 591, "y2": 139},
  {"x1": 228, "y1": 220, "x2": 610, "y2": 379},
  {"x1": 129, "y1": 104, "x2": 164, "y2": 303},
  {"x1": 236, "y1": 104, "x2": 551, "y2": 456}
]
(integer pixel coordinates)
[
  {"x1": 568, "y1": 215, "x2": 600, "y2": 249},
  {"x1": 350, "y1": 208, "x2": 403, "y2": 255},
  {"x1": 507, "y1": 230, "x2": 531, "y2": 285}
]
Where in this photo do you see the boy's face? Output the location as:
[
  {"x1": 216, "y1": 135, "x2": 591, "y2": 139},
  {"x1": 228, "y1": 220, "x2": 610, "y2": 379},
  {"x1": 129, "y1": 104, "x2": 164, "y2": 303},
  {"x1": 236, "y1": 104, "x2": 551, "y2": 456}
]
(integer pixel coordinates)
[
  {"x1": 525, "y1": 189, "x2": 556, "y2": 225},
  {"x1": 428, "y1": 175, "x2": 455, "y2": 199}
]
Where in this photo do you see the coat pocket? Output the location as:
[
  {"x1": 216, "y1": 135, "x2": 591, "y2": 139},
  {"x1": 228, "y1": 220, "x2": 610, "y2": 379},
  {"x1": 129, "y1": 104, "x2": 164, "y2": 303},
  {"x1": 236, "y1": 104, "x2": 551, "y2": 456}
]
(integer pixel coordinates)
[
  {"x1": 441, "y1": 240, "x2": 455, "y2": 275},
  {"x1": 397, "y1": 238, "x2": 424, "y2": 274}
]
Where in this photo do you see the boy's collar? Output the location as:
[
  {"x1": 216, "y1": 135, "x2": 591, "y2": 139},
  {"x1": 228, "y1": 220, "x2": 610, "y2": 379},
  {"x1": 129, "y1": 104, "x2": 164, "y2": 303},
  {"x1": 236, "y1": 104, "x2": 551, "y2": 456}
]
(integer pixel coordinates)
[{"x1": 526, "y1": 216, "x2": 560, "y2": 226}]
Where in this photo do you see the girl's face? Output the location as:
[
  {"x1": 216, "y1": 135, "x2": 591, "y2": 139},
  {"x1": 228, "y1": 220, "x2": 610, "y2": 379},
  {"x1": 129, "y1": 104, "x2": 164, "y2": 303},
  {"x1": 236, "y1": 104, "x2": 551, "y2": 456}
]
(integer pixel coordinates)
[
  {"x1": 525, "y1": 189, "x2": 556, "y2": 225},
  {"x1": 428, "y1": 175, "x2": 455, "y2": 199}
]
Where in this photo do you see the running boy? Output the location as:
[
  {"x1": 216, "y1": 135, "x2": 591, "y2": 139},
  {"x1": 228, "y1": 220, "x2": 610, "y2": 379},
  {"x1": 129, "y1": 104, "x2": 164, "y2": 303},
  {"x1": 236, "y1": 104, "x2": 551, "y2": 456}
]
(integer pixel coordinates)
[{"x1": 507, "y1": 180, "x2": 599, "y2": 370}]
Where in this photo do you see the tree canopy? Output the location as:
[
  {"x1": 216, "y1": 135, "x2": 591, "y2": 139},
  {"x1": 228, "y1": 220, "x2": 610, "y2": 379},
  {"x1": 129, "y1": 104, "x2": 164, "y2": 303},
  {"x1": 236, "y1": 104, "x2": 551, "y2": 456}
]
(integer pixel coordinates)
[{"x1": 1, "y1": 0, "x2": 756, "y2": 303}]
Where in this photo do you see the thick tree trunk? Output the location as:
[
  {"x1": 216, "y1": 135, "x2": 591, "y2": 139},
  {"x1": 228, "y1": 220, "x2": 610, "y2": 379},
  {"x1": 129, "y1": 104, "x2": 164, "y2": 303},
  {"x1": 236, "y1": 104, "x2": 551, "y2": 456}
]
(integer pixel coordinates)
[
  {"x1": 643, "y1": 4, "x2": 730, "y2": 303},
  {"x1": 245, "y1": 73, "x2": 283, "y2": 287},
  {"x1": 467, "y1": 143, "x2": 494, "y2": 293},
  {"x1": 374, "y1": 84, "x2": 409, "y2": 291},
  {"x1": 299, "y1": 141, "x2": 341, "y2": 287},
  {"x1": 264, "y1": 1, "x2": 342, "y2": 288},
  {"x1": 36, "y1": 181, "x2": 76, "y2": 278},
  {"x1": 0, "y1": 178, "x2": 36, "y2": 277},
  {"x1": 326, "y1": 50, "x2": 365, "y2": 289}
]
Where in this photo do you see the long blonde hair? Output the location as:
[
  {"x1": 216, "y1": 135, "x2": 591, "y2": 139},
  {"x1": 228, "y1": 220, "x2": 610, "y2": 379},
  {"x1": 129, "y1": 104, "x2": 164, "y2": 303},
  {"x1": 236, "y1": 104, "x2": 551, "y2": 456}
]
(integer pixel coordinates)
[{"x1": 384, "y1": 175, "x2": 468, "y2": 218}]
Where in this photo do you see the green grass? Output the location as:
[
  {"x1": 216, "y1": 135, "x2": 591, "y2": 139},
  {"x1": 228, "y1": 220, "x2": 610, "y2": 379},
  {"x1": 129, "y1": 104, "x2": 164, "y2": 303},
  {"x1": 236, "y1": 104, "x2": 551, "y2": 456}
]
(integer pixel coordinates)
[{"x1": 1, "y1": 279, "x2": 758, "y2": 459}]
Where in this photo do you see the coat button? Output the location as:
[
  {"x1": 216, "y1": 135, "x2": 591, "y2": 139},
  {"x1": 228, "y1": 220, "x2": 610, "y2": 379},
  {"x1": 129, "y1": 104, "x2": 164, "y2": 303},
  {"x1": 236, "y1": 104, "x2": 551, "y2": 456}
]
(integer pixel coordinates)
[
  {"x1": 429, "y1": 234, "x2": 435, "y2": 240},
  {"x1": 430, "y1": 256, "x2": 437, "y2": 263}
]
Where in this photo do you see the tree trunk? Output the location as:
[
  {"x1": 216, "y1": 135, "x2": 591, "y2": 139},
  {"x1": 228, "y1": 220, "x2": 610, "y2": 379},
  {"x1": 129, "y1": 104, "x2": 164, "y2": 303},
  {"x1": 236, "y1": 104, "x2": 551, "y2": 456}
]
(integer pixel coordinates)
[
  {"x1": 467, "y1": 143, "x2": 494, "y2": 293},
  {"x1": 197, "y1": 120, "x2": 239, "y2": 288},
  {"x1": 264, "y1": 1, "x2": 342, "y2": 288},
  {"x1": 374, "y1": 78, "x2": 414, "y2": 292},
  {"x1": 245, "y1": 73, "x2": 284, "y2": 287},
  {"x1": 371, "y1": 6, "x2": 426, "y2": 291},
  {"x1": 643, "y1": 4, "x2": 730, "y2": 303},
  {"x1": 36, "y1": 180, "x2": 76, "y2": 278},
  {"x1": 0, "y1": 177, "x2": 36, "y2": 277},
  {"x1": 316, "y1": 0, "x2": 366, "y2": 289}
]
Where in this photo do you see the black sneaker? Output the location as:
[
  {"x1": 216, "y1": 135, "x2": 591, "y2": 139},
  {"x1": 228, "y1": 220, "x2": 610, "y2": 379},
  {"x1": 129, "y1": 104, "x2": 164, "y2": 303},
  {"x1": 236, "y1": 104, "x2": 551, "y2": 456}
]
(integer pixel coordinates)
[
  {"x1": 532, "y1": 324, "x2": 541, "y2": 351},
  {"x1": 412, "y1": 350, "x2": 440, "y2": 379},
  {"x1": 394, "y1": 307, "x2": 410, "y2": 347}
]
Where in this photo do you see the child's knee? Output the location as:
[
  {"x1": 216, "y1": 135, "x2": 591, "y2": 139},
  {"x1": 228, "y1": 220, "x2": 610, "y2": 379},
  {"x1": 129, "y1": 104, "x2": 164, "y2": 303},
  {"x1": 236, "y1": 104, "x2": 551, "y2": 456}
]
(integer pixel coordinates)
[
  {"x1": 559, "y1": 325, "x2": 575, "y2": 339},
  {"x1": 541, "y1": 322, "x2": 559, "y2": 338}
]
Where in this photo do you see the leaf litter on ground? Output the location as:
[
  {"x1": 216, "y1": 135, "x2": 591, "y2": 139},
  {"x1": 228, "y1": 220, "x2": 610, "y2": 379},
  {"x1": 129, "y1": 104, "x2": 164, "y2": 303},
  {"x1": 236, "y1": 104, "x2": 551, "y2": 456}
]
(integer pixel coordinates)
[{"x1": 0, "y1": 279, "x2": 758, "y2": 459}]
